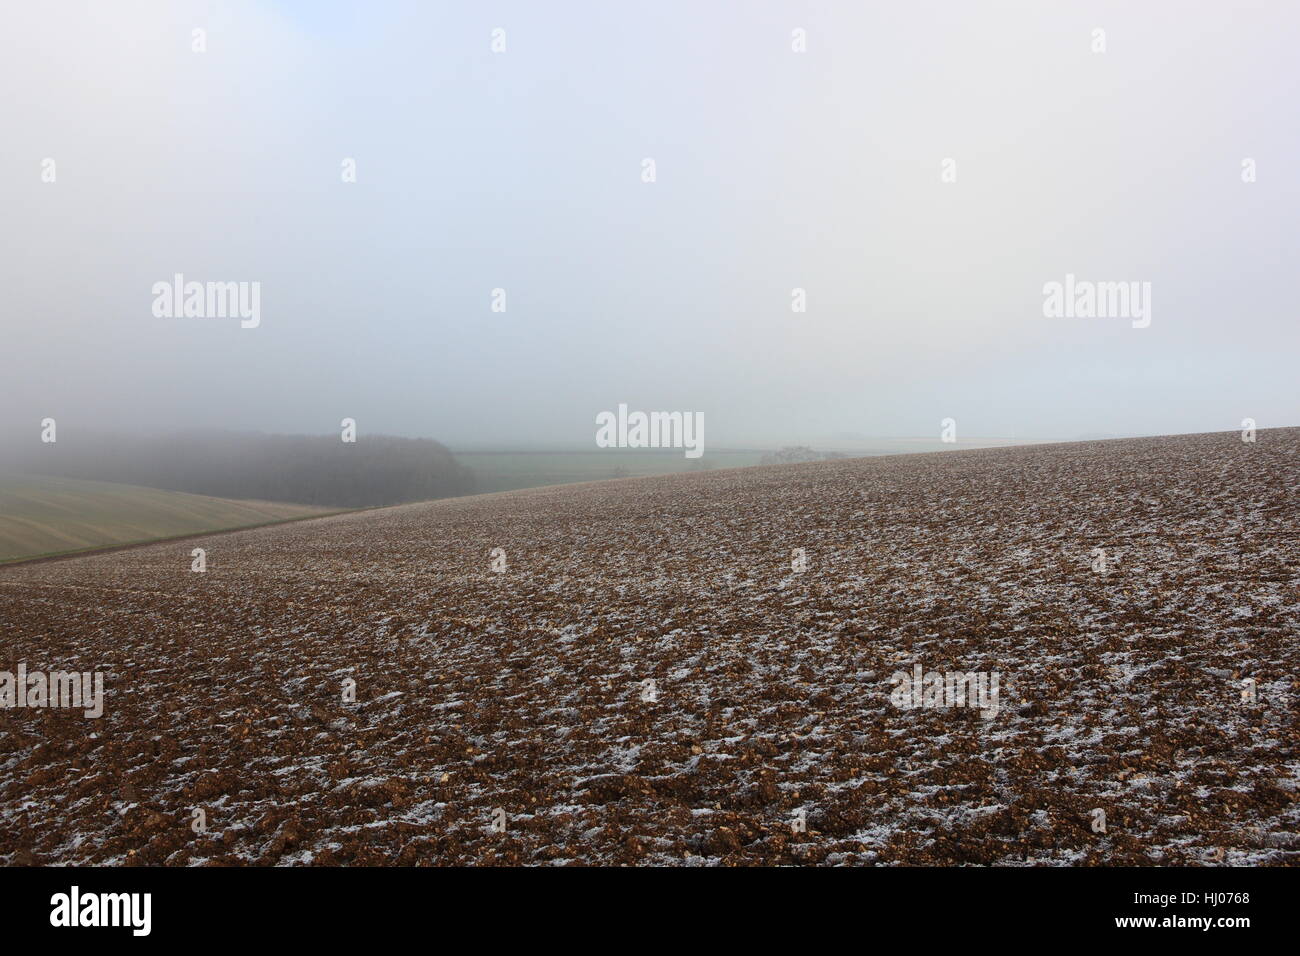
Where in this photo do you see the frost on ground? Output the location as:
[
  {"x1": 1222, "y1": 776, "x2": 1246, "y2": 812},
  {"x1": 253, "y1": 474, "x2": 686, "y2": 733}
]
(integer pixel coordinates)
[{"x1": 0, "y1": 429, "x2": 1296, "y2": 866}]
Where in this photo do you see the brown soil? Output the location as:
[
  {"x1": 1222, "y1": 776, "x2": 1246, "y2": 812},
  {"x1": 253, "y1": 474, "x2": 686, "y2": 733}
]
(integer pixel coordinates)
[{"x1": 1, "y1": 430, "x2": 1296, "y2": 865}]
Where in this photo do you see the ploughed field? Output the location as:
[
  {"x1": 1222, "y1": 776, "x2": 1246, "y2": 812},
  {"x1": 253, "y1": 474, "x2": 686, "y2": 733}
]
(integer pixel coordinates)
[{"x1": 1, "y1": 430, "x2": 1297, "y2": 866}]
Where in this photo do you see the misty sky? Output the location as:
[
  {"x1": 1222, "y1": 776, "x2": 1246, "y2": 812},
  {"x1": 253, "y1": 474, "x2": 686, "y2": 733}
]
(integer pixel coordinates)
[{"x1": 2, "y1": 1, "x2": 1297, "y2": 448}]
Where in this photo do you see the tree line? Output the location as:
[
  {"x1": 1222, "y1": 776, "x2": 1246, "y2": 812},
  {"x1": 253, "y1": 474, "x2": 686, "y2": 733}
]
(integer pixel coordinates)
[{"x1": 11, "y1": 429, "x2": 476, "y2": 508}]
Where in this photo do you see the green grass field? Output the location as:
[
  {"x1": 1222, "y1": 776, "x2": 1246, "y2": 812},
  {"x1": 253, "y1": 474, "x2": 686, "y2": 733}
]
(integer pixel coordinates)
[
  {"x1": 452, "y1": 448, "x2": 770, "y2": 494},
  {"x1": 0, "y1": 475, "x2": 338, "y2": 563}
]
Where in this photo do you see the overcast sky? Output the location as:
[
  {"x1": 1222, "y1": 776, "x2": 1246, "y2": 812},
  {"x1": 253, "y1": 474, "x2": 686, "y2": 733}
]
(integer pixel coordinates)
[{"x1": 2, "y1": 0, "x2": 1297, "y2": 448}]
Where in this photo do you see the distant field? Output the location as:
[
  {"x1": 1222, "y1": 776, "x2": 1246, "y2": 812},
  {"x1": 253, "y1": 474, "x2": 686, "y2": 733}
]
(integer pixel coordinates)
[
  {"x1": 453, "y1": 448, "x2": 769, "y2": 494},
  {"x1": 453, "y1": 441, "x2": 1032, "y2": 494},
  {"x1": 0, "y1": 475, "x2": 337, "y2": 562}
]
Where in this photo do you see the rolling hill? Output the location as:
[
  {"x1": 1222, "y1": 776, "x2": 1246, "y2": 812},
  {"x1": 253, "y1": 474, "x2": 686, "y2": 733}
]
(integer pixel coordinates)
[
  {"x1": 0, "y1": 430, "x2": 1296, "y2": 865},
  {"x1": 0, "y1": 475, "x2": 338, "y2": 563}
]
